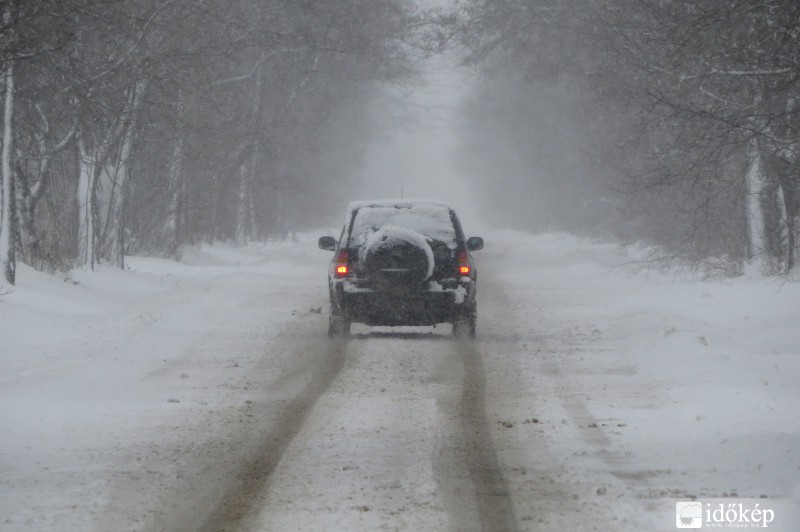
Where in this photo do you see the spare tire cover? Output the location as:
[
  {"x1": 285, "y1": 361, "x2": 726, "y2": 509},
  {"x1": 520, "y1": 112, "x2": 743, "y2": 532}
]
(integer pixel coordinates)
[{"x1": 360, "y1": 225, "x2": 434, "y2": 288}]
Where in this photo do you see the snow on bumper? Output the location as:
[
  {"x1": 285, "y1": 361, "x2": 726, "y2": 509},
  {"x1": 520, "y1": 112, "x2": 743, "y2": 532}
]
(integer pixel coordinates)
[
  {"x1": 334, "y1": 278, "x2": 474, "y2": 326},
  {"x1": 341, "y1": 278, "x2": 472, "y2": 303}
]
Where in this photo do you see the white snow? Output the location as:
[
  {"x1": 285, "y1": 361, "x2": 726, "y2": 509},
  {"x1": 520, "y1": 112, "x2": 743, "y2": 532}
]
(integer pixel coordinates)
[
  {"x1": 0, "y1": 230, "x2": 797, "y2": 530},
  {"x1": 348, "y1": 202, "x2": 457, "y2": 248},
  {"x1": 346, "y1": 198, "x2": 452, "y2": 212},
  {"x1": 482, "y1": 230, "x2": 800, "y2": 530}
]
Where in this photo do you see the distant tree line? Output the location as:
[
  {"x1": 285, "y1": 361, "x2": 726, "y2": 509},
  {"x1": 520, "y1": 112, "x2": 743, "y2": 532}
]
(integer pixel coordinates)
[
  {"x1": 457, "y1": 0, "x2": 800, "y2": 275},
  {"x1": 0, "y1": 0, "x2": 438, "y2": 284}
]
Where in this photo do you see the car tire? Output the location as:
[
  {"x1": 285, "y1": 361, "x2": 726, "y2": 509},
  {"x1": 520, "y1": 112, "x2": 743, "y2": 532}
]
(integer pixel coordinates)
[
  {"x1": 328, "y1": 313, "x2": 350, "y2": 338},
  {"x1": 363, "y1": 234, "x2": 432, "y2": 290},
  {"x1": 452, "y1": 306, "x2": 476, "y2": 339}
]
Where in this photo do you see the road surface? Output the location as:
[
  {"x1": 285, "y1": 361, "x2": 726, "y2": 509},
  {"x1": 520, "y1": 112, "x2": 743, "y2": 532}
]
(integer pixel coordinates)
[{"x1": 5, "y1": 235, "x2": 796, "y2": 531}]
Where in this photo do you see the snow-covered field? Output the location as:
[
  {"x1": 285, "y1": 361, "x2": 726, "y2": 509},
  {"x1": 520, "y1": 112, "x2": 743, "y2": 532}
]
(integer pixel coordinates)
[{"x1": 1, "y1": 231, "x2": 798, "y2": 531}]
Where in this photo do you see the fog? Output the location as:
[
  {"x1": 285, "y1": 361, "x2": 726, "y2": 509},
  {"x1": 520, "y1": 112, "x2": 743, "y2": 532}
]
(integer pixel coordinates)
[
  {"x1": 1, "y1": 0, "x2": 798, "y2": 283},
  {"x1": 356, "y1": 50, "x2": 483, "y2": 230}
]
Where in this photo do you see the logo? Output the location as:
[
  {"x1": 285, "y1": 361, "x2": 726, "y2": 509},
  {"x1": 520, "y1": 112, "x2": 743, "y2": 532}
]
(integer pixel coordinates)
[
  {"x1": 676, "y1": 501, "x2": 703, "y2": 528},
  {"x1": 675, "y1": 499, "x2": 779, "y2": 529}
]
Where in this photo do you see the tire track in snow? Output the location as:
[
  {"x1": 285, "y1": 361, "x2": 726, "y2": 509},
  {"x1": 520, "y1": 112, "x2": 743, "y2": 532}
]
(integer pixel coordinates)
[
  {"x1": 198, "y1": 338, "x2": 347, "y2": 532},
  {"x1": 434, "y1": 336, "x2": 518, "y2": 532},
  {"x1": 459, "y1": 338, "x2": 519, "y2": 532}
]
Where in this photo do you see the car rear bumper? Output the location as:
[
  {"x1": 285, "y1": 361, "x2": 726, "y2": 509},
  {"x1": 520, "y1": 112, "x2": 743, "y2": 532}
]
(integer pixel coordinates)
[{"x1": 332, "y1": 279, "x2": 475, "y2": 326}]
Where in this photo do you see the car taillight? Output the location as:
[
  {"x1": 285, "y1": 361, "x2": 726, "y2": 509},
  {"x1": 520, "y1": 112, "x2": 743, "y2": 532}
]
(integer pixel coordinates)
[
  {"x1": 334, "y1": 250, "x2": 350, "y2": 277},
  {"x1": 457, "y1": 250, "x2": 471, "y2": 276}
]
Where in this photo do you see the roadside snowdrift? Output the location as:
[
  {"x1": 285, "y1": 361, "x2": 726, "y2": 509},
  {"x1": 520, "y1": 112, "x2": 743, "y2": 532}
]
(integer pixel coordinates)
[{"x1": 0, "y1": 231, "x2": 797, "y2": 530}]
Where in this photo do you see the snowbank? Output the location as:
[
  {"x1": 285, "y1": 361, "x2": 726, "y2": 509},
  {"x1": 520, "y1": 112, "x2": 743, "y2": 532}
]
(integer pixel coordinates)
[{"x1": 0, "y1": 231, "x2": 797, "y2": 530}]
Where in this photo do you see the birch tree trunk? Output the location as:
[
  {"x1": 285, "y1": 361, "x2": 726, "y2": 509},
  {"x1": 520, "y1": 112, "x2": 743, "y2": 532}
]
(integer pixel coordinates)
[
  {"x1": 238, "y1": 146, "x2": 260, "y2": 244},
  {"x1": 782, "y1": 179, "x2": 799, "y2": 271},
  {"x1": 235, "y1": 161, "x2": 253, "y2": 245},
  {"x1": 0, "y1": 5, "x2": 16, "y2": 285},
  {"x1": 76, "y1": 135, "x2": 98, "y2": 270},
  {"x1": 235, "y1": 73, "x2": 264, "y2": 246},
  {"x1": 744, "y1": 142, "x2": 768, "y2": 270},
  {"x1": 774, "y1": 96, "x2": 800, "y2": 272},
  {"x1": 100, "y1": 79, "x2": 147, "y2": 268},
  {"x1": 17, "y1": 110, "x2": 77, "y2": 263},
  {"x1": 75, "y1": 85, "x2": 132, "y2": 269},
  {"x1": 165, "y1": 88, "x2": 186, "y2": 258},
  {"x1": 0, "y1": 64, "x2": 15, "y2": 285}
]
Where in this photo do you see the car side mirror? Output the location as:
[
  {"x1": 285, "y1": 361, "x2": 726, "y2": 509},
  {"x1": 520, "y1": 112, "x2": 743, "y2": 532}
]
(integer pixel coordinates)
[
  {"x1": 318, "y1": 236, "x2": 337, "y2": 251},
  {"x1": 466, "y1": 236, "x2": 484, "y2": 251}
]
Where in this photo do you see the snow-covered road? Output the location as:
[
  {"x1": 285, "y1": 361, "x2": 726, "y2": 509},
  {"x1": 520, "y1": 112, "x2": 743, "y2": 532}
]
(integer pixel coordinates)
[{"x1": 1, "y1": 232, "x2": 798, "y2": 531}]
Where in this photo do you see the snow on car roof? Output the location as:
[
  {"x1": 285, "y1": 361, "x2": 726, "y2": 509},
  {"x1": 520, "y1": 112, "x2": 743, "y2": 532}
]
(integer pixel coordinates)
[
  {"x1": 346, "y1": 200, "x2": 458, "y2": 248},
  {"x1": 346, "y1": 199, "x2": 452, "y2": 212}
]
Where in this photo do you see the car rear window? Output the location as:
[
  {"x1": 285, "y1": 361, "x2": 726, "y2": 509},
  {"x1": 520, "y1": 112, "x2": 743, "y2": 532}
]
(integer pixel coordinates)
[{"x1": 349, "y1": 205, "x2": 457, "y2": 248}]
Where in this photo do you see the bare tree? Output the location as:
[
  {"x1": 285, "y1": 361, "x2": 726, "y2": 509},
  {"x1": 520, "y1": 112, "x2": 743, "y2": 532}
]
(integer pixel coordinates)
[
  {"x1": 2, "y1": 0, "x2": 436, "y2": 277},
  {"x1": 1, "y1": 0, "x2": 17, "y2": 285},
  {"x1": 457, "y1": 0, "x2": 800, "y2": 274}
]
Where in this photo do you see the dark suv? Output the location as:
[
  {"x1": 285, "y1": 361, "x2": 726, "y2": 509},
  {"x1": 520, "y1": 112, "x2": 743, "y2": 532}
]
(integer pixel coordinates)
[{"x1": 318, "y1": 200, "x2": 483, "y2": 338}]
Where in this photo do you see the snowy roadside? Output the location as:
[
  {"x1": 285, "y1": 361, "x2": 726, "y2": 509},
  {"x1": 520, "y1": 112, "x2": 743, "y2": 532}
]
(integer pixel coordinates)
[
  {"x1": 0, "y1": 236, "x2": 333, "y2": 531},
  {"x1": 0, "y1": 230, "x2": 798, "y2": 531},
  {"x1": 481, "y1": 231, "x2": 800, "y2": 530}
]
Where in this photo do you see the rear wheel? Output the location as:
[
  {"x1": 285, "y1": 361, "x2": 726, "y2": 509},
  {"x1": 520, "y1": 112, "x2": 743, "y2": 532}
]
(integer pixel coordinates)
[
  {"x1": 328, "y1": 313, "x2": 350, "y2": 338},
  {"x1": 452, "y1": 306, "x2": 476, "y2": 339},
  {"x1": 363, "y1": 232, "x2": 432, "y2": 291}
]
